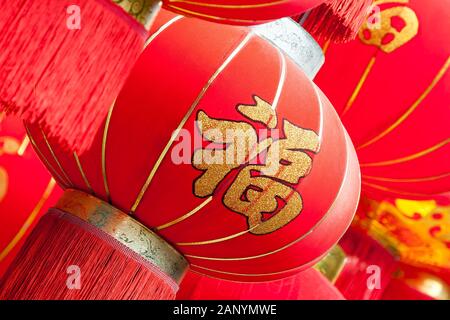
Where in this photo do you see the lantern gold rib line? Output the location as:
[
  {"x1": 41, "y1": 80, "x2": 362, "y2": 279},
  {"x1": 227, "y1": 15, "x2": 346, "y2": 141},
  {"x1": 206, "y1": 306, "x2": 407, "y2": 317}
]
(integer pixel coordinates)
[
  {"x1": 155, "y1": 46, "x2": 287, "y2": 231},
  {"x1": 144, "y1": 15, "x2": 184, "y2": 48},
  {"x1": 322, "y1": 39, "x2": 331, "y2": 55},
  {"x1": 73, "y1": 152, "x2": 94, "y2": 194},
  {"x1": 167, "y1": 0, "x2": 289, "y2": 9},
  {"x1": 374, "y1": 0, "x2": 408, "y2": 5},
  {"x1": 17, "y1": 136, "x2": 30, "y2": 156},
  {"x1": 342, "y1": 55, "x2": 377, "y2": 115},
  {"x1": 360, "y1": 138, "x2": 450, "y2": 167},
  {"x1": 357, "y1": 56, "x2": 450, "y2": 150},
  {"x1": 166, "y1": 5, "x2": 272, "y2": 23},
  {"x1": 102, "y1": 102, "x2": 116, "y2": 203},
  {"x1": 154, "y1": 196, "x2": 213, "y2": 230},
  {"x1": 40, "y1": 128, "x2": 73, "y2": 187},
  {"x1": 361, "y1": 181, "x2": 437, "y2": 197},
  {"x1": 25, "y1": 125, "x2": 69, "y2": 188},
  {"x1": 272, "y1": 49, "x2": 287, "y2": 110},
  {"x1": 362, "y1": 172, "x2": 450, "y2": 183},
  {"x1": 130, "y1": 33, "x2": 253, "y2": 214},
  {"x1": 0, "y1": 178, "x2": 56, "y2": 262},
  {"x1": 183, "y1": 137, "x2": 349, "y2": 258},
  {"x1": 190, "y1": 248, "x2": 333, "y2": 277},
  {"x1": 175, "y1": 167, "x2": 290, "y2": 246},
  {"x1": 312, "y1": 82, "x2": 325, "y2": 142}
]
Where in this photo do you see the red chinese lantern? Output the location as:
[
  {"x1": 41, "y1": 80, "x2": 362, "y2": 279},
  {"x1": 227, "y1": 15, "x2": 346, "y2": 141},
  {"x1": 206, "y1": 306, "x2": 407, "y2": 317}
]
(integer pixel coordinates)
[
  {"x1": 0, "y1": 11, "x2": 360, "y2": 299},
  {"x1": 176, "y1": 268, "x2": 345, "y2": 300},
  {"x1": 0, "y1": 0, "x2": 372, "y2": 154},
  {"x1": 0, "y1": 115, "x2": 62, "y2": 277},
  {"x1": 314, "y1": 0, "x2": 450, "y2": 200}
]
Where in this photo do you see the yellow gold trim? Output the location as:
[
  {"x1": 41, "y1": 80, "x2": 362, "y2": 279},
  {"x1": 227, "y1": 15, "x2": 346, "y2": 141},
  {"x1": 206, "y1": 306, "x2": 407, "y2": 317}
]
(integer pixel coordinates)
[
  {"x1": 343, "y1": 56, "x2": 377, "y2": 115},
  {"x1": 73, "y1": 152, "x2": 94, "y2": 194},
  {"x1": 130, "y1": 33, "x2": 253, "y2": 214},
  {"x1": 25, "y1": 124, "x2": 69, "y2": 188},
  {"x1": 322, "y1": 39, "x2": 331, "y2": 55},
  {"x1": 360, "y1": 138, "x2": 450, "y2": 167},
  {"x1": 363, "y1": 172, "x2": 450, "y2": 183},
  {"x1": 168, "y1": 0, "x2": 288, "y2": 9},
  {"x1": 55, "y1": 189, "x2": 188, "y2": 284},
  {"x1": 357, "y1": 57, "x2": 450, "y2": 149},
  {"x1": 40, "y1": 127, "x2": 73, "y2": 187},
  {"x1": 113, "y1": 0, "x2": 162, "y2": 29},
  {"x1": 17, "y1": 136, "x2": 30, "y2": 156},
  {"x1": 155, "y1": 196, "x2": 213, "y2": 231},
  {"x1": 102, "y1": 102, "x2": 116, "y2": 203},
  {"x1": 0, "y1": 179, "x2": 56, "y2": 262}
]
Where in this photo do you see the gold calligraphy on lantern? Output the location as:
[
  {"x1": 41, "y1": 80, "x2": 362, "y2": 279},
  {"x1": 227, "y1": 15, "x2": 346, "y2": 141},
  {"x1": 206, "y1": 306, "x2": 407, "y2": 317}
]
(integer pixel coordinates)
[
  {"x1": 193, "y1": 96, "x2": 320, "y2": 235},
  {"x1": 359, "y1": 0, "x2": 419, "y2": 53}
]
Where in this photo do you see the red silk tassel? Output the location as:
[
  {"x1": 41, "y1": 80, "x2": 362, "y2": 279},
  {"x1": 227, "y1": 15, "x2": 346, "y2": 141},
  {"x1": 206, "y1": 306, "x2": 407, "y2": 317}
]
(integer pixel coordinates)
[
  {"x1": 0, "y1": 210, "x2": 177, "y2": 300},
  {"x1": 298, "y1": 0, "x2": 373, "y2": 42},
  {"x1": 0, "y1": 0, "x2": 156, "y2": 153}
]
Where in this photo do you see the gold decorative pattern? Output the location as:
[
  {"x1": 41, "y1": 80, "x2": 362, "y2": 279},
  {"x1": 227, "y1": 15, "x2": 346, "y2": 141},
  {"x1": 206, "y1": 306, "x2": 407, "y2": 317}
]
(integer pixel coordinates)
[
  {"x1": 359, "y1": 4, "x2": 419, "y2": 53},
  {"x1": 55, "y1": 189, "x2": 188, "y2": 284},
  {"x1": 113, "y1": 0, "x2": 162, "y2": 29},
  {"x1": 353, "y1": 198, "x2": 450, "y2": 269}
]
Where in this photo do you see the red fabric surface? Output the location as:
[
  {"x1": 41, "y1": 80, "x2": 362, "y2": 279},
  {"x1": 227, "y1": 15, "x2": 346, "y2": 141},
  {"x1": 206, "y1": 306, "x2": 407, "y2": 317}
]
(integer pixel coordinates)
[
  {"x1": 177, "y1": 268, "x2": 344, "y2": 300},
  {"x1": 25, "y1": 12, "x2": 360, "y2": 282}
]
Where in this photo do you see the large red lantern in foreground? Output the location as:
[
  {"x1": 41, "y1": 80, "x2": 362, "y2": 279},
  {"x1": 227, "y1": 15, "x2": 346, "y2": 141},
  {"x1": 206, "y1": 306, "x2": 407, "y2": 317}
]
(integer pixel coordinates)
[
  {"x1": 0, "y1": 12, "x2": 360, "y2": 299},
  {"x1": 0, "y1": 116, "x2": 61, "y2": 277},
  {"x1": 314, "y1": 0, "x2": 450, "y2": 199}
]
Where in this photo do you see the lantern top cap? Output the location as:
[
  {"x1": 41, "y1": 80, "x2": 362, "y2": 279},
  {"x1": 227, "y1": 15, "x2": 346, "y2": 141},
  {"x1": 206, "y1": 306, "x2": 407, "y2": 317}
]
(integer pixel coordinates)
[{"x1": 252, "y1": 18, "x2": 324, "y2": 79}]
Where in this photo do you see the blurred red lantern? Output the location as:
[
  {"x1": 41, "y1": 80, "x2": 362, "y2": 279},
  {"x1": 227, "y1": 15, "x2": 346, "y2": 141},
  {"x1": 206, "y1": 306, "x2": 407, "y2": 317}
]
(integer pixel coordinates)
[
  {"x1": 314, "y1": 0, "x2": 450, "y2": 199},
  {"x1": 0, "y1": 115, "x2": 62, "y2": 278},
  {"x1": 1, "y1": 11, "x2": 360, "y2": 299},
  {"x1": 176, "y1": 268, "x2": 345, "y2": 300}
]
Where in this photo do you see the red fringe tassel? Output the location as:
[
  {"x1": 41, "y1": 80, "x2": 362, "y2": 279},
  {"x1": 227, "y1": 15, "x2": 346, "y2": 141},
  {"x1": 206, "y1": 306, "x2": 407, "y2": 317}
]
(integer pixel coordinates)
[
  {"x1": 0, "y1": 210, "x2": 177, "y2": 300},
  {"x1": 300, "y1": 0, "x2": 373, "y2": 42},
  {"x1": 0, "y1": 0, "x2": 147, "y2": 153}
]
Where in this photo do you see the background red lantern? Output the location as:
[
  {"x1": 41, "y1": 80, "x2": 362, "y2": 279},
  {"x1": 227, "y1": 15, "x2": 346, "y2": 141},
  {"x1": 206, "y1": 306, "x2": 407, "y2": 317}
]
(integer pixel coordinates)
[
  {"x1": 313, "y1": 0, "x2": 450, "y2": 200},
  {"x1": 0, "y1": 115, "x2": 61, "y2": 277},
  {"x1": 176, "y1": 268, "x2": 345, "y2": 300},
  {"x1": 7, "y1": 9, "x2": 361, "y2": 290}
]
